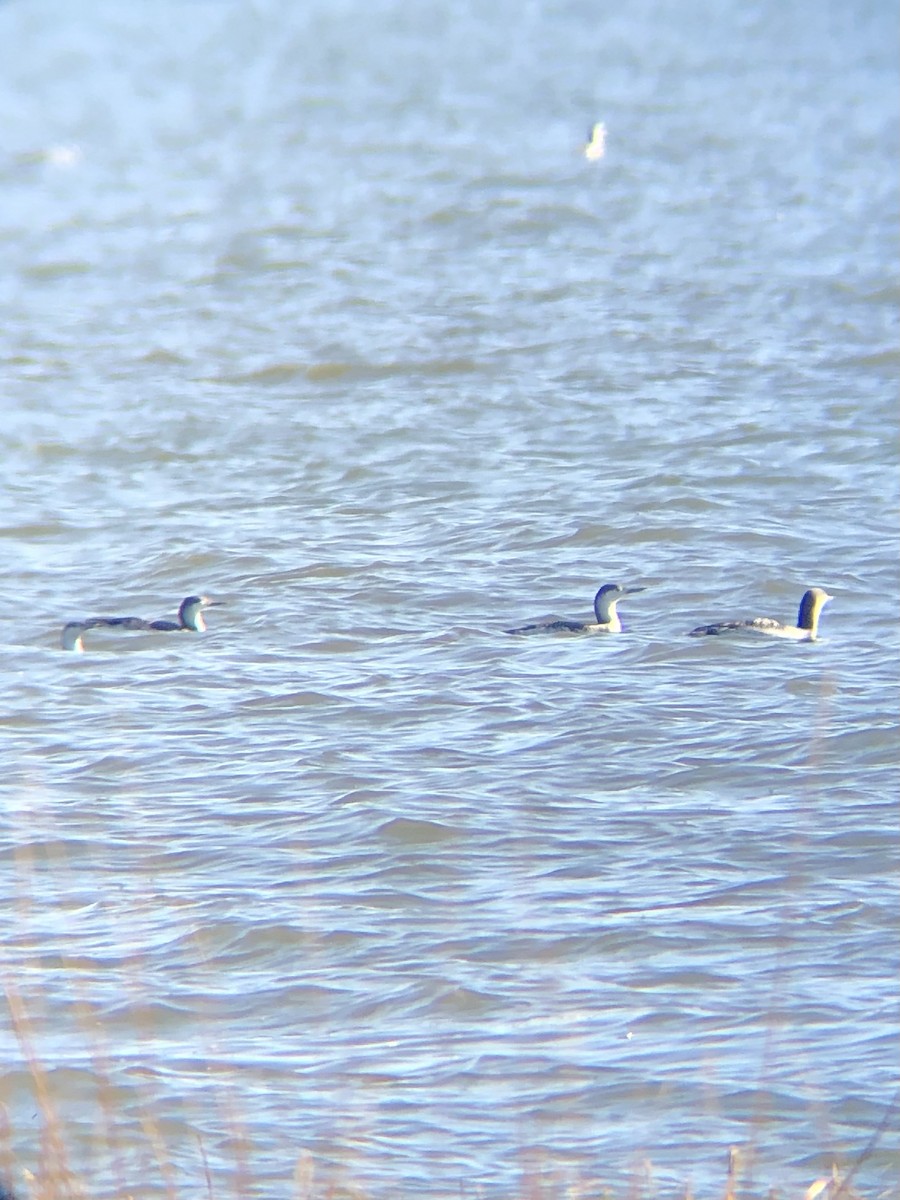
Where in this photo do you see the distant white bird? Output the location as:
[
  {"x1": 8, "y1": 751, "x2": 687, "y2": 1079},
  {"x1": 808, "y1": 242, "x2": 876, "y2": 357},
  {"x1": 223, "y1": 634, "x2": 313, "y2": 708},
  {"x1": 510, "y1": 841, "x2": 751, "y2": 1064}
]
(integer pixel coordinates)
[{"x1": 584, "y1": 122, "x2": 607, "y2": 161}]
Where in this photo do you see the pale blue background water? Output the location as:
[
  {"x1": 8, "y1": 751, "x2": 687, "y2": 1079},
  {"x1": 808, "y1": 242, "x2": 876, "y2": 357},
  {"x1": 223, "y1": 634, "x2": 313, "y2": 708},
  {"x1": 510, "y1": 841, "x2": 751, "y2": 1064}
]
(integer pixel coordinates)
[{"x1": 1, "y1": 1, "x2": 898, "y2": 1197}]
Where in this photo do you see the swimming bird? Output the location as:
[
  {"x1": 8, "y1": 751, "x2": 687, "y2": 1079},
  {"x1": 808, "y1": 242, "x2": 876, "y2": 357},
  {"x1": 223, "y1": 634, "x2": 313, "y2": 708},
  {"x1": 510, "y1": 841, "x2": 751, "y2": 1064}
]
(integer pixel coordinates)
[
  {"x1": 60, "y1": 595, "x2": 221, "y2": 650},
  {"x1": 506, "y1": 582, "x2": 645, "y2": 635},
  {"x1": 584, "y1": 121, "x2": 607, "y2": 161},
  {"x1": 688, "y1": 587, "x2": 833, "y2": 641}
]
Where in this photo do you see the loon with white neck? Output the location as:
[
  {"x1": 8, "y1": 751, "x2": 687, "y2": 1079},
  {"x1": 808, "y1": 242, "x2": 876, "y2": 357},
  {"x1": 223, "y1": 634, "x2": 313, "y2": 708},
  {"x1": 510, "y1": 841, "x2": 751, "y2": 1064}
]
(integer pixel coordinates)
[
  {"x1": 61, "y1": 595, "x2": 221, "y2": 650},
  {"x1": 689, "y1": 587, "x2": 833, "y2": 641},
  {"x1": 506, "y1": 582, "x2": 645, "y2": 635}
]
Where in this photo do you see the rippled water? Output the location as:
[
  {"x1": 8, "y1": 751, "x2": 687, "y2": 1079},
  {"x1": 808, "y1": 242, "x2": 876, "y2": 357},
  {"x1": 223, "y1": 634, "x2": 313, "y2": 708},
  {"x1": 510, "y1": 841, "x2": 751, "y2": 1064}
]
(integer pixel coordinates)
[{"x1": 1, "y1": 1, "x2": 897, "y2": 1197}]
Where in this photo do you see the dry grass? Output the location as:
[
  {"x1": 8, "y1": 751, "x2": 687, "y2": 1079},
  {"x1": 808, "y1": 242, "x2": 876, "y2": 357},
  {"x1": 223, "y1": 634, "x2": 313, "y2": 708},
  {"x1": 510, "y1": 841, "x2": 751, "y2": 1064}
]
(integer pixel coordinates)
[
  {"x1": 2, "y1": 859, "x2": 896, "y2": 1200},
  {"x1": 0, "y1": 1030, "x2": 888, "y2": 1200},
  {"x1": 2, "y1": 762, "x2": 895, "y2": 1200}
]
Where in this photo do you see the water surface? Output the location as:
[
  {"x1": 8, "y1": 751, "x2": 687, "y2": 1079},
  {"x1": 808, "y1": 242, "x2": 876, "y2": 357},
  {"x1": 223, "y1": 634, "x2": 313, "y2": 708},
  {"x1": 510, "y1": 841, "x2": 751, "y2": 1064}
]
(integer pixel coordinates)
[{"x1": 1, "y1": 1, "x2": 897, "y2": 1196}]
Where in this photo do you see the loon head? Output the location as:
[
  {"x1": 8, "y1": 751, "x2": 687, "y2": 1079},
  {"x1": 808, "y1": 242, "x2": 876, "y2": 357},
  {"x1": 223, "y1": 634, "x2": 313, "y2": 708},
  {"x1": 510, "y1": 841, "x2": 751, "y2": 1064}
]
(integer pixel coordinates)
[
  {"x1": 178, "y1": 595, "x2": 221, "y2": 632},
  {"x1": 593, "y1": 582, "x2": 645, "y2": 623},
  {"x1": 797, "y1": 587, "x2": 833, "y2": 635}
]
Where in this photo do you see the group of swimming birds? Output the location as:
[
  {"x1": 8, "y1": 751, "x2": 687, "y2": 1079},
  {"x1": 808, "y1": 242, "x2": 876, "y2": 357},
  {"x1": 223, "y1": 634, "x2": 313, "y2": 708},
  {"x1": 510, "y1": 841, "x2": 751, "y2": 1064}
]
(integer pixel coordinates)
[
  {"x1": 60, "y1": 584, "x2": 833, "y2": 651},
  {"x1": 505, "y1": 584, "x2": 832, "y2": 639}
]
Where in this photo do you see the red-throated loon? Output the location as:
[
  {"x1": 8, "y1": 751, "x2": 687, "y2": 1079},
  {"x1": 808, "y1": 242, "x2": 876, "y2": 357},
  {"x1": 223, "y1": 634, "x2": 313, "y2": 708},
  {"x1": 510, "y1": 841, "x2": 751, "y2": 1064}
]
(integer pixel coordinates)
[
  {"x1": 60, "y1": 595, "x2": 221, "y2": 651},
  {"x1": 506, "y1": 582, "x2": 645, "y2": 635},
  {"x1": 688, "y1": 587, "x2": 833, "y2": 641}
]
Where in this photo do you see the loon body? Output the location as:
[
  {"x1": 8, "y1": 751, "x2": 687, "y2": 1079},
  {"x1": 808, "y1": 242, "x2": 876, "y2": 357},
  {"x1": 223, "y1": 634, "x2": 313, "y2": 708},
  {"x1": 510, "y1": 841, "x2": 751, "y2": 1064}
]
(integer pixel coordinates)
[
  {"x1": 689, "y1": 587, "x2": 833, "y2": 642},
  {"x1": 61, "y1": 595, "x2": 220, "y2": 650},
  {"x1": 506, "y1": 582, "x2": 644, "y2": 635}
]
